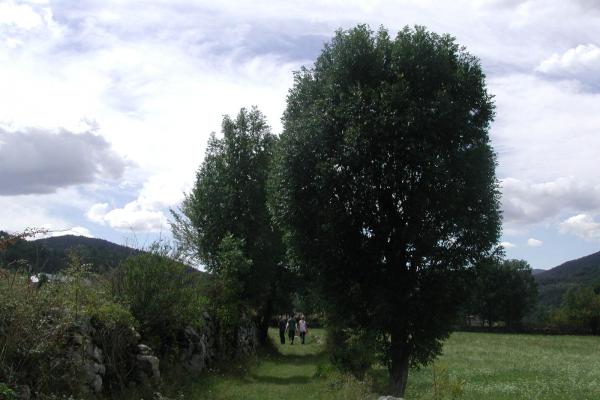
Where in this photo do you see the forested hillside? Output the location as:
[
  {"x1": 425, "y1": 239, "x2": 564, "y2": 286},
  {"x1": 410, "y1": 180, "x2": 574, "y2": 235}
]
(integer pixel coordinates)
[
  {"x1": 535, "y1": 250, "x2": 600, "y2": 307},
  {"x1": 0, "y1": 231, "x2": 140, "y2": 273}
]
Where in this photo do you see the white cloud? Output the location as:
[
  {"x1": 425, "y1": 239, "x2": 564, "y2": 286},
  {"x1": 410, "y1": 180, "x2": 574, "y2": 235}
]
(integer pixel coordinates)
[
  {"x1": 527, "y1": 238, "x2": 543, "y2": 247},
  {"x1": 0, "y1": 1, "x2": 43, "y2": 30},
  {"x1": 500, "y1": 241, "x2": 516, "y2": 249},
  {"x1": 0, "y1": 188, "x2": 93, "y2": 233},
  {"x1": 501, "y1": 177, "x2": 600, "y2": 225},
  {"x1": 41, "y1": 226, "x2": 93, "y2": 238},
  {"x1": 490, "y1": 74, "x2": 600, "y2": 183},
  {"x1": 536, "y1": 44, "x2": 600, "y2": 88},
  {"x1": 560, "y1": 214, "x2": 600, "y2": 241},
  {"x1": 87, "y1": 200, "x2": 167, "y2": 232},
  {"x1": 87, "y1": 203, "x2": 109, "y2": 225}
]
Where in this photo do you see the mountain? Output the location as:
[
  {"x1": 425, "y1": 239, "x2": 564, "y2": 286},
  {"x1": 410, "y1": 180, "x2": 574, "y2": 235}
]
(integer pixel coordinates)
[
  {"x1": 531, "y1": 269, "x2": 546, "y2": 276},
  {"x1": 0, "y1": 232, "x2": 141, "y2": 274},
  {"x1": 535, "y1": 250, "x2": 600, "y2": 307}
]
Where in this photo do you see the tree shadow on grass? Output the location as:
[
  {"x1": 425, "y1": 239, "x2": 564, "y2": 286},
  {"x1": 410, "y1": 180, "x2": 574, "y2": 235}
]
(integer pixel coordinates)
[
  {"x1": 261, "y1": 352, "x2": 327, "y2": 364},
  {"x1": 249, "y1": 374, "x2": 312, "y2": 385}
]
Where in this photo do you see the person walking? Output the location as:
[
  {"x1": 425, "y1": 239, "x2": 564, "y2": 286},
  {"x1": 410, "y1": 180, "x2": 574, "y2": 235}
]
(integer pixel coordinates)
[
  {"x1": 299, "y1": 316, "x2": 308, "y2": 345},
  {"x1": 286, "y1": 315, "x2": 297, "y2": 344},
  {"x1": 278, "y1": 316, "x2": 287, "y2": 345}
]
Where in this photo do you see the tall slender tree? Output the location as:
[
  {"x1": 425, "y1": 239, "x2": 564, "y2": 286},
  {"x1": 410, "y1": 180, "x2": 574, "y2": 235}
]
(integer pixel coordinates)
[
  {"x1": 273, "y1": 25, "x2": 501, "y2": 395},
  {"x1": 172, "y1": 107, "x2": 286, "y2": 344}
]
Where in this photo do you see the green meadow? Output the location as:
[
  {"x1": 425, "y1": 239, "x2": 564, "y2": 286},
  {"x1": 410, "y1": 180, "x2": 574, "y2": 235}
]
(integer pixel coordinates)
[{"x1": 169, "y1": 329, "x2": 600, "y2": 400}]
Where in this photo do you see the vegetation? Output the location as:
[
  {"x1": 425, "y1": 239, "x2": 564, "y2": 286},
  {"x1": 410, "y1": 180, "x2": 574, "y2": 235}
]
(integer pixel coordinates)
[
  {"x1": 551, "y1": 284, "x2": 600, "y2": 334},
  {"x1": 158, "y1": 329, "x2": 600, "y2": 400},
  {"x1": 273, "y1": 24, "x2": 500, "y2": 396},
  {"x1": 0, "y1": 231, "x2": 140, "y2": 274},
  {"x1": 110, "y1": 246, "x2": 207, "y2": 354},
  {"x1": 0, "y1": 231, "x2": 215, "y2": 398},
  {"x1": 0, "y1": 255, "x2": 142, "y2": 396},
  {"x1": 172, "y1": 108, "x2": 293, "y2": 345},
  {"x1": 535, "y1": 250, "x2": 600, "y2": 308},
  {"x1": 176, "y1": 328, "x2": 374, "y2": 400},
  {"x1": 469, "y1": 258, "x2": 538, "y2": 328}
]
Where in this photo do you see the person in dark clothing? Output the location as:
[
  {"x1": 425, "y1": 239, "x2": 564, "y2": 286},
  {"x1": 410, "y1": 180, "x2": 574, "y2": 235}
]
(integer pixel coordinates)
[
  {"x1": 286, "y1": 315, "x2": 297, "y2": 344},
  {"x1": 278, "y1": 316, "x2": 287, "y2": 345}
]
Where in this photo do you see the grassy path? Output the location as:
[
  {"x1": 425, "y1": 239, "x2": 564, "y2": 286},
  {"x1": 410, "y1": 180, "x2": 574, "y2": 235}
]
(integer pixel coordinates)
[{"x1": 181, "y1": 328, "x2": 375, "y2": 400}]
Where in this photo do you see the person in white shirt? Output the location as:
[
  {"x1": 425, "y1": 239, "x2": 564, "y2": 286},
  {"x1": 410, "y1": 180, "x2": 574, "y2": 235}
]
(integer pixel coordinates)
[{"x1": 298, "y1": 316, "x2": 308, "y2": 345}]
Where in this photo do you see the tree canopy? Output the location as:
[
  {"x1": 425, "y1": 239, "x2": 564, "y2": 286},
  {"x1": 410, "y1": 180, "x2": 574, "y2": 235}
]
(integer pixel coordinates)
[
  {"x1": 172, "y1": 107, "x2": 290, "y2": 343},
  {"x1": 470, "y1": 258, "x2": 538, "y2": 328},
  {"x1": 272, "y1": 25, "x2": 501, "y2": 395}
]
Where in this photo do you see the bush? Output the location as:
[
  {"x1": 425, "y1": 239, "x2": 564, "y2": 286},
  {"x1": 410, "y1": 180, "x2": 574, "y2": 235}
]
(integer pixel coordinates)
[
  {"x1": 0, "y1": 382, "x2": 18, "y2": 400},
  {"x1": 326, "y1": 326, "x2": 377, "y2": 379},
  {"x1": 110, "y1": 247, "x2": 207, "y2": 354},
  {"x1": 0, "y1": 254, "x2": 142, "y2": 396},
  {"x1": 421, "y1": 363, "x2": 464, "y2": 400},
  {"x1": 0, "y1": 268, "x2": 80, "y2": 395}
]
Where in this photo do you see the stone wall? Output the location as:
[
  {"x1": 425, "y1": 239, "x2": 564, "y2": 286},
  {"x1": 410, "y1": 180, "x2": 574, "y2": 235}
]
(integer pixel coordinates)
[
  {"x1": 70, "y1": 313, "x2": 258, "y2": 395},
  {"x1": 178, "y1": 312, "x2": 258, "y2": 372}
]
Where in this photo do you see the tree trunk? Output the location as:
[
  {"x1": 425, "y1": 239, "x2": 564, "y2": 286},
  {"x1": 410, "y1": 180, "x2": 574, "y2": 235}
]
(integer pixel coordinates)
[
  {"x1": 256, "y1": 300, "x2": 273, "y2": 346},
  {"x1": 389, "y1": 331, "x2": 410, "y2": 397},
  {"x1": 256, "y1": 315, "x2": 270, "y2": 345}
]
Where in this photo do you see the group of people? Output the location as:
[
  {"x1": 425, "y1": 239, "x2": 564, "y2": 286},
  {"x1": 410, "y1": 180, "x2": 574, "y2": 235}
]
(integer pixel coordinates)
[{"x1": 278, "y1": 315, "x2": 308, "y2": 345}]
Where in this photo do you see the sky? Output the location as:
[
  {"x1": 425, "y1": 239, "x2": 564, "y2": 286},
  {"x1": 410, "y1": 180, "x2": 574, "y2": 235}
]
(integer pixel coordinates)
[{"x1": 1, "y1": 0, "x2": 599, "y2": 270}]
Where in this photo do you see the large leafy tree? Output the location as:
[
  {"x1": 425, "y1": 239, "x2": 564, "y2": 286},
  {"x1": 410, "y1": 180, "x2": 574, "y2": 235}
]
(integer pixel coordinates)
[
  {"x1": 273, "y1": 25, "x2": 501, "y2": 395},
  {"x1": 172, "y1": 107, "x2": 288, "y2": 344}
]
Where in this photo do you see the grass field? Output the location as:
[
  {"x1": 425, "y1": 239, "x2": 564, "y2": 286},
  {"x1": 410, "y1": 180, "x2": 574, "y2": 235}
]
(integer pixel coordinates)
[{"x1": 169, "y1": 329, "x2": 600, "y2": 399}]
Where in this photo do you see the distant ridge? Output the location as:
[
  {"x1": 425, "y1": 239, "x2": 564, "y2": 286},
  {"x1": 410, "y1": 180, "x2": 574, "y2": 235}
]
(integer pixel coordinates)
[
  {"x1": 535, "y1": 250, "x2": 600, "y2": 307},
  {"x1": 531, "y1": 269, "x2": 546, "y2": 276},
  {"x1": 0, "y1": 231, "x2": 141, "y2": 273}
]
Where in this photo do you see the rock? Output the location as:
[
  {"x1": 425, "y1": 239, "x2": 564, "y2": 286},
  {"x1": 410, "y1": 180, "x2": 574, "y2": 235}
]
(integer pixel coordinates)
[
  {"x1": 188, "y1": 354, "x2": 205, "y2": 372},
  {"x1": 137, "y1": 354, "x2": 161, "y2": 382},
  {"x1": 378, "y1": 397, "x2": 404, "y2": 400},
  {"x1": 72, "y1": 333, "x2": 84, "y2": 346},
  {"x1": 89, "y1": 374, "x2": 103, "y2": 393},
  {"x1": 17, "y1": 385, "x2": 31, "y2": 400},
  {"x1": 137, "y1": 344, "x2": 152, "y2": 355},
  {"x1": 131, "y1": 328, "x2": 142, "y2": 341},
  {"x1": 82, "y1": 360, "x2": 105, "y2": 393},
  {"x1": 86, "y1": 344, "x2": 103, "y2": 363}
]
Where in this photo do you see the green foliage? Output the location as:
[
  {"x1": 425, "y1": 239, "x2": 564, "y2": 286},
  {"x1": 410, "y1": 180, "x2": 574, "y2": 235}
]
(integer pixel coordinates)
[
  {"x1": 0, "y1": 268, "x2": 80, "y2": 395},
  {"x1": 426, "y1": 363, "x2": 464, "y2": 400},
  {"x1": 0, "y1": 382, "x2": 17, "y2": 400},
  {"x1": 0, "y1": 250, "x2": 146, "y2": 396},
  {"x1": 0, "y1": 230, "x2": 139, "y2": 274},
  {"x1": 470, "y1": 258, "x2": 537, "y2": 328},
  {"x1": 273, "y1": 24, "x2": 500, "y2": 395},
  {"x1": 552, "y1": 285, "x2": 600, "y2": 333},
  {"x1": 210, "y1": 234, "x2": 252, "y2": 327},
  {"x1": 110, "y1": 247, "x2": 206, "y2": 352},
  {"x1": 326, "y1": 326, "x2": 377, "y2": 379},
  {"x1": 172, "y1": 107, "x2": 289, "y2": 343}
]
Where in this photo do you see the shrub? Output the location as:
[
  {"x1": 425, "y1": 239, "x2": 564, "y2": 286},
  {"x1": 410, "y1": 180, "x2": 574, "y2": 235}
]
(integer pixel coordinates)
[
  {"x1": 0, "y1": 382, "x2": 18, "y2": 400},
  {"x1": 326, "y1": 326, "x2": 377, "y2": 379},
  {"x1": 424, "y1": 363, "x2": 465, "y2": 400},
  {"x1": 110, "y1": 246, "x2": 207, "y2": 354},
  {"x1": 0, "y1": 254, "x2": 142, "y2": 396},
  {"x1": 0, "y1": 269, "x2": 80, "y2": 395}
]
